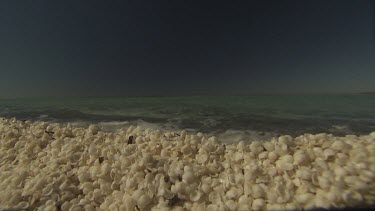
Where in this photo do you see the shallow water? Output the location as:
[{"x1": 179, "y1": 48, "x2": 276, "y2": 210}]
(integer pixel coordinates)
[{"x1": 1, "y1": 95, "x2": 374, "y2": 137}]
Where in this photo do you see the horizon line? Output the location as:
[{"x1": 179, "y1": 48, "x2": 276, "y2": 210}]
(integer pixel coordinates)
[{"x1": 1, "y1": 91, "x2": 374, "y2": 100}]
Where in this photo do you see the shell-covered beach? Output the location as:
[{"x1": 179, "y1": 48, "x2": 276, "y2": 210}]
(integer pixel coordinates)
[{"x1": 0, "y1": 117, "x2": 374, "y2": 210}]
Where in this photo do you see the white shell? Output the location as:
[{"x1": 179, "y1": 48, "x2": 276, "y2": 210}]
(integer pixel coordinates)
[
  {"x1": 122, "y1": 194, "x2": 136, "y2": 210},
  {"x1": 323, "y1": 148, "x2": 336, "y2": 160},
  {"x1": 181, "y1": 144, "x2": 193, "y2": 156},
  {"x1": 182, "y1": 170, "x2": 196, "y2": 183},
  {"x1": 233, "y1": 151, "x2": 244, "y2": 162},
  {"x1": 296, "y1": 193, "x2": 314, "y2": 205},
  {"x1": 171, "y1": 181, "x2": 186, "y2": 194},
  {"x1": 225, "y1": 199, "x2": 238, "y2": 211},
  {"x1": 294, "y1": 150, "x2": 309, "y2": 165},
  {"x1": 250, "y1": 141, "x2": 264, "y2": 155},
  {"x1": 14, "y1": 201, "x2": 30, "y2": 209},
  {"x1": 225, "y1": 187, "x2": 240, "y2": 199},
  {"x1": 275, "y1": 142, "x2": 288, "y2": 156},
  {"x1": 208, "y1": 191, "x2": 222, "y2": 204},
  {"x1": 268, "y1": 151, "x2": 278, "y2": 162},
  {"x1": 258, "y1": 151, "x2": 268, "y2": 159},
  {"x1": 263, "y1": 142, "x2": 274, "y2": 151},
  {"x1": 296, "y1": 167, "x2": 312, "y2": 180},
  {"x1": 0, "y1": 118, "x2": 374, "y2": 210},
  {"x1": 137, "y1": 194, "x2": 151, "y2": 209},
  {"x1": 190, "y1": 190, "x2": 203, "y2": 202},
  {"x1": 267, "y1": 189, "x2": 278, "y2": 203},
  {"x1": 201, "y1": 183, "x2": 212, "y2": 194},
  {"x1": 252, "y1": 198, "x2": 265, "y2": 210},
  {"x1": 196, "y1": 153, "x2": 209, "y2": 164},
  {"x1": 252, "y1": 184, "x2": 265, "y2": 198},
  {"x1": 276, "y1": 155, "x2": 294, "y2": 171}
]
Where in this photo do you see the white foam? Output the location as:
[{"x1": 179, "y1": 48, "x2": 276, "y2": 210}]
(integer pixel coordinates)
[
  {"x1": 329, "y1": 125, "x2": 353, "y2": 134},
  {"x1": 97, "y1": 121, "x2": 130, "y2": 132},
  {"x1": 215, "y1": 129, "x2": 274, "y2": 144}
]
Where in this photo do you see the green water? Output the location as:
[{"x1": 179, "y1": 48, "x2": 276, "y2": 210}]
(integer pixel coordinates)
[{"x1": 1, "y1": 95, "x2": 374, "y2": 136}]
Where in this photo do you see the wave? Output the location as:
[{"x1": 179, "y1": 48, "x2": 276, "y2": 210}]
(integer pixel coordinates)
[{"x1": 1, "y1": 95, "x2": 375, "y2": 136}]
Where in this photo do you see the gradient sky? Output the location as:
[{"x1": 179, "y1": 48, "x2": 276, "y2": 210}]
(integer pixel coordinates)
[{"x1": 0, "y1": 0, "x2": 374, "y2": 97}]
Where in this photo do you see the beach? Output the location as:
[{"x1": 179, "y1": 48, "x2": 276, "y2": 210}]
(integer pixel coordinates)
[{"x1": 0, "y1": 117, "x2": 374, "y2": 210}]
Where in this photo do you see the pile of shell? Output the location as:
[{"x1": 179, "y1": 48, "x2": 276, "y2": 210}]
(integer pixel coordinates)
[{"x1": 0, "y1": 117, "x2": 374, "y2": 211}]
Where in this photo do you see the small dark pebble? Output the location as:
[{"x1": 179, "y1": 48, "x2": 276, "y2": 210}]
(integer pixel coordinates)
[
  {"x1": 45, "y1": 130, "x2": 54, "y2": 135},
  {"x1": 128, "y1": 136, "x2": 134, "y2": 144},
  {"x1": 98, "y1": 157, "x2": 104, "y2": 164},
  {"x1": 168, "y1": 195, "x2": 181, "y2": 206}
]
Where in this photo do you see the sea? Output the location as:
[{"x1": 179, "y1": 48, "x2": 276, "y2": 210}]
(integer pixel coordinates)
[{"x1": 1, "y1": 95, "x2": 374, "y2": 143}]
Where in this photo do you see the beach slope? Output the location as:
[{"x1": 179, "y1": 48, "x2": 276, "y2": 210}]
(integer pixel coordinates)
[{"x1": 0, "y1": 117, "x2": 374, "y2": 210}]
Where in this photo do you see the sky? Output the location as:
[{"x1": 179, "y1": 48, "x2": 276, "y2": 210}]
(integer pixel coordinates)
[{"x1": 0, "y1": 0, "x2": 374, "y2": 97}]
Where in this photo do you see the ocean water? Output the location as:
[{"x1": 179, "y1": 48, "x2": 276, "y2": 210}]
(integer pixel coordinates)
[{"x1": 1, "y1": 95, "x2": 375, "y2": 141}]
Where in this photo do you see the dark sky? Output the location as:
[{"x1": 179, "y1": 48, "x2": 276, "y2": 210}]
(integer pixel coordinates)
[{"x1": 0, "y1": 0, "x2": 374, "y2": 97}]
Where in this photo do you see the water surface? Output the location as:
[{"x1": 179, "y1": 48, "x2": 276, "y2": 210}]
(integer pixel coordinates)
[{"x1": 1, "y1": 95, "x2": 374, "y2": 138}]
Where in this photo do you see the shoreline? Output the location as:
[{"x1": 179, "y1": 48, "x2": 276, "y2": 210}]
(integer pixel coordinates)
[
  {"x1": 7, "y1": 117, "x2": 370, "y2": 143},
  {"x1": 0, "y1": 117, "x2": 374, "y2": 210}
]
